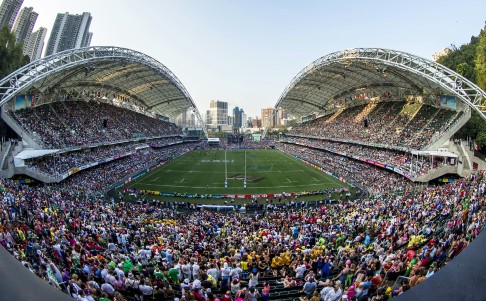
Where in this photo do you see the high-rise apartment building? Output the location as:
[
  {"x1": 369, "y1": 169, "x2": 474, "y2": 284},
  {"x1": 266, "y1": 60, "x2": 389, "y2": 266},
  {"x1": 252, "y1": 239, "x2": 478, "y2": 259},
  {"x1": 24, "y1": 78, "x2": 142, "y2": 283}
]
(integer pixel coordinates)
[
  {"x1": 45, "y1": 12, "x2": 92, "y2": 56},
  {"x1": 23, "y1": 26, "x2": 46, "y2": 60},
  {"x1": 261, "y1": 107, "x2": 275, "y2": 128},
  {"x1": 11, "y1": 6, "x2": 37, "y2": 45},
  {"x1": 273, "y1": 107, "x2": 288, "y2": 126},
  {"x1": 0, "y1": 0, "x2": 22, "y2": 29},
  {"x1": 176, "y1": 108, "x2": 197, "y2": 127}
]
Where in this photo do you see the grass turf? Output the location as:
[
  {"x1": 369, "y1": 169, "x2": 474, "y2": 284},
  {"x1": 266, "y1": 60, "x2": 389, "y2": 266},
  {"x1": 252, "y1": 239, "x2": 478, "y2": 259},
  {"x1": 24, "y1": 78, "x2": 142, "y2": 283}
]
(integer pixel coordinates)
[{"x1": 123, "y1": 149, "x2": 350, "y2": 195}]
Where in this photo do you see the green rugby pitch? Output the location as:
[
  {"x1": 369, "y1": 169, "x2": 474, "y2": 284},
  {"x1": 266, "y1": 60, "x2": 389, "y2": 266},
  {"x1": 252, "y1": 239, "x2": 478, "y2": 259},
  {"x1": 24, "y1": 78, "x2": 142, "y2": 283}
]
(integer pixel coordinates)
[{"x1": 123, "y1": 149, "x2": 349, "y2": 195}]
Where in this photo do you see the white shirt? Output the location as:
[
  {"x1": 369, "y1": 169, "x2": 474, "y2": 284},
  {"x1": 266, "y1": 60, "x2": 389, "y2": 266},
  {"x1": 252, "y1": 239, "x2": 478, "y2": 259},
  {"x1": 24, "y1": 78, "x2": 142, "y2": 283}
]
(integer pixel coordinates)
[
  {"x1": 324, "y1": 288, "x2": 342, "y2": 301},
  {"x1": 139, "y1": 284, "x2": 154, "y2": 295},
  {"x1": 101, "y1": 283, "x2": 115, "y2": 295},
  {"x1": 221, "y1": 266, "x2": 231, "y2": 277},
  {"x1": 192, "y1": 263, "x2": 200, "y2": 276},
  {"x1": 108, "y1": 243, "x2": 116, "y2": 252},
  {"x1": 296, "y1": 265, "x2": 306, "y2": 278},
  {"x1": 231, "y1": 267, "x2": 242, "y2": 279},
  {"x1": 207, "y1": 268, "x2": 219, "y2": 281},
  {"x1": 105, "y1": 274, "x2": 116, "y2": 286},
  {"x1": 182, "y1": 263, "x2": 192, "y2": 276},
  {"x1": 320, "y1": 286, "x2": 333, "y2": 300},
  {"x1": 114, "y1": 268, "x2": 125, "y2": 280},
  {"x1": 101, "y1": 268, "x2": 109, "y2": 280}
]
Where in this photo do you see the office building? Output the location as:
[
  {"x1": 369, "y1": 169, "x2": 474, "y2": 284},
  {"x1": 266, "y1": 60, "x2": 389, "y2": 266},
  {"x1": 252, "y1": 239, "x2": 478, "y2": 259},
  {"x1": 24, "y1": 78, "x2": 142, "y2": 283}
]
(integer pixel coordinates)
[
  {"x1": 45, "y1": 12, "x2": 92, "y2": 56},
  {"x1": 0, "y1": 0, "x2": 22, "y2": 29},
  {"x1": 206, "y1": 100, "x2": 228, "y2": 127},
  {"x1": 233, "y1": 106, "x2": 244, "y2": 128},
  {"x1": 251, "y1": 117, "x2": 262, "y2": 128},
  {"x1": 23, "y1": 26, "x2": 46, "y2": 60}
]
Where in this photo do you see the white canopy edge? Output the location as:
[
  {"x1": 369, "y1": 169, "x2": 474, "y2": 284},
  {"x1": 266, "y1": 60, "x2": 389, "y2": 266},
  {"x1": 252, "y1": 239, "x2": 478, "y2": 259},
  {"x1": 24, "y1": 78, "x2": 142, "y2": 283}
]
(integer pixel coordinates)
[
  {"x1": 411, "y1": 150, "x2": 458, "y2": 158},
  {"x1": 14, "y1": 149, "x2": 59, "y2": 160}
]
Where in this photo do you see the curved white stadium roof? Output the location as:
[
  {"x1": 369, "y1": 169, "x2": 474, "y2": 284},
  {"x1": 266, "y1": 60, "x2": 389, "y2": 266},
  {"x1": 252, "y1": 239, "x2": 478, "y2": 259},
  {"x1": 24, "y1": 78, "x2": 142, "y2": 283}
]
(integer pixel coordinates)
[
  {"x1": 0, "y1": 46, "x2": 206, "y2": 135},
  {"x1": 274, "y1": 48, "x2": 486, "y2": 121}
]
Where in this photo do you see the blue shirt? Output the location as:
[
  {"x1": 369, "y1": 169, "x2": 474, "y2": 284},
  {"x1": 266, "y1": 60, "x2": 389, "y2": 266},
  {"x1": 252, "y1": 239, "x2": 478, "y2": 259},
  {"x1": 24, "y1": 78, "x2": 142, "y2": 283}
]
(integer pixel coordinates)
[
  {"x1": 303, "y1": 281, "x2": 317, "y2": 295},
  {"x1": 321, "y1": 262, "x2": 333, "y2": 277}
]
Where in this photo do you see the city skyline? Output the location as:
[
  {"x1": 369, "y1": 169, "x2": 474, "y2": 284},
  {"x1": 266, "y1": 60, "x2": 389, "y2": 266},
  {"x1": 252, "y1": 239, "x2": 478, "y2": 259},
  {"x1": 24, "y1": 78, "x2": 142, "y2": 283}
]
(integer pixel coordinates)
[{"x1": 11, "y1": 0, "x2": 486, "y2": 118}]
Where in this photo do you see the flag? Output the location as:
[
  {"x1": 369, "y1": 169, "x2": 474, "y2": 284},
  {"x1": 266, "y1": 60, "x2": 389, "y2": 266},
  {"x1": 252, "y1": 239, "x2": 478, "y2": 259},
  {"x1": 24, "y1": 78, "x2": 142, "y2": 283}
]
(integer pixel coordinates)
[{"x1": 474, "y1": 142, "x2": 478, "y2": 151}]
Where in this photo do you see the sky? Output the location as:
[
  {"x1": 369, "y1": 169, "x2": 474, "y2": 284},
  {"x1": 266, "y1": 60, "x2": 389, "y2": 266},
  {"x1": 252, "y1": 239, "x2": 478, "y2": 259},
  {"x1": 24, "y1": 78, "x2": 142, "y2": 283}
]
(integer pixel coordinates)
[{"x1": 22, "y1": 0, "x2": 486, "y2": 118}]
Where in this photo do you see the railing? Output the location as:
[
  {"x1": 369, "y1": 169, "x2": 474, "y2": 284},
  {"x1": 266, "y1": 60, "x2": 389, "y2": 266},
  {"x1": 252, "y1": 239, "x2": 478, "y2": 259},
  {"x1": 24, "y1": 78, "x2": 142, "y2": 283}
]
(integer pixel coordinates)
[
  {"x1": 285, "y1": 133, "x2": 413, "y2": 153},
  {"x1": 281, "y1": 140, "x2": 414, "y2": 180},
  {"x1": 56, "y1": 134, "x2": 181, "y2": 154},
  {"x1": 0, "y1": 141, "x2": 12, "y2": 170},
  {"x1": 411, "y1": 165, "x2": 458, "y2": 182},
  {"x1": 426, "y1": 109, "x2": 471, "y2": 150},
  {"x1": 1, "y1": 108, "x2": 42, "y2": 148}
]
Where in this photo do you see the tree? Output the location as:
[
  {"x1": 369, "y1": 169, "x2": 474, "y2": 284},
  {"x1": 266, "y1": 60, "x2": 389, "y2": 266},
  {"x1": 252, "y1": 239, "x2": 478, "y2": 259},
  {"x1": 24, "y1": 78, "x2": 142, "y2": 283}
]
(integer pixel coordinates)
[
  {"x1": 438, "y1": 26, "x2": 486, "y2": 155},
  {"x1": 475, "y1": 131, "x2": 486, "y2": 151},
  {"x1": 456, "y1": 62, "x2": 474, "y2": 79},
  {"x1": 0, "y1": 26, "x2": 30, "y2": 79},
  {"x1": 438, "y1": 35, "x2": 479, "y2": 82},
  {"x1": 475, "y1": 27, "x2": 486, "y2": 91}
]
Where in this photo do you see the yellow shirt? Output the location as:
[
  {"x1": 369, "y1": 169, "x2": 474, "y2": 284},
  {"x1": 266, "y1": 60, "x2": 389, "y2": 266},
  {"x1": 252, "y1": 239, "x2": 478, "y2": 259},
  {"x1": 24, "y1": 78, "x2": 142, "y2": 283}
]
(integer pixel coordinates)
[
  {"x1": 241, "y1": 261, "x2": 248, "y2": 271},
  {"x1": 270, "y1": 257, "x2": 278, "y2": 269}
]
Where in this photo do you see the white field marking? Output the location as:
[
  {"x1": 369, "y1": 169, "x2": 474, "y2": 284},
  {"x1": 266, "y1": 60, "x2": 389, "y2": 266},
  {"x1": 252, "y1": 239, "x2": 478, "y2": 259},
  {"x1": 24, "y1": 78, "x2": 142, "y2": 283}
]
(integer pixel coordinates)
[
  {"x1": 189, "y1": 170, "x2": 193, "y2": 173},
  {"x1": 286, "y1": 178, "x2": 298, "y2": 183},
  {"x1": 150, "y1": 177, "x2": 160, "y2": 182},
  {"x1": 312, "y1": 177, "x2": 319, "y2": 181},
  {"x1": 158, "y1": 169, "x2": 304, "y2": 174},
  {"x1": 139, "y1": 182, "x2": 331, "y2": 189},
  {"x1": 180, "y1": 178, "x2": 185, "y2": 183}
]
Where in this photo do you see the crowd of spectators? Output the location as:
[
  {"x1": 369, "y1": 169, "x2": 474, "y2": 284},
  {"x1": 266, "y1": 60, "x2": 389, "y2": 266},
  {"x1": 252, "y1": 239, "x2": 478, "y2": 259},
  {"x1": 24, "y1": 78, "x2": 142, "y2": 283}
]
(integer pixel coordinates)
[
  {"x1": 58, "y1": 143, "x2": 198, "y2": 196},
  {"x1": 283, "y1": 138, "x2": 448, "y2": 179},
  {"x1": 0, "y1": 168, "x2": 484, "y2": 301},
  {"x1": 0, "y1": 97, "x2": 482, "y2": 300},
  {"x1": 150, "y1": 138, "x2": 184, "y2": 148},
  {"x1": 276, "y1": 143, "x2": 414, "y2": 196},
  {"x1": 289, "y1": 101, "x2": 458, "y2": 150},
  {"x1": 26, "y1": 143, "x2": 140, "y2": 178},
  {"x1": 25, "y1": 137, "x2": 185, "y2": 179},
  {"x1": 11, "y1": 100, "x2": 181, "y2": 149}
]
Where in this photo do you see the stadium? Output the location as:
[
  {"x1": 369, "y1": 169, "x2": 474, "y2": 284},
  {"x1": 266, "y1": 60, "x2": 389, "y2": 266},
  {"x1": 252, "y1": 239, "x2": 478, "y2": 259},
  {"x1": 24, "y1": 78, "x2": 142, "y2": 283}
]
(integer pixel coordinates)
[{"x1": 0, "y1": 15, "x2": 485, "y2": 301}]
